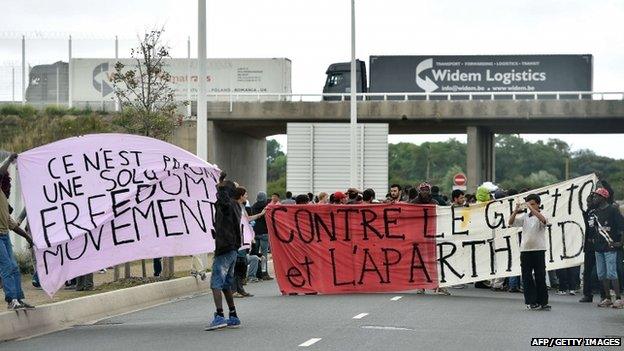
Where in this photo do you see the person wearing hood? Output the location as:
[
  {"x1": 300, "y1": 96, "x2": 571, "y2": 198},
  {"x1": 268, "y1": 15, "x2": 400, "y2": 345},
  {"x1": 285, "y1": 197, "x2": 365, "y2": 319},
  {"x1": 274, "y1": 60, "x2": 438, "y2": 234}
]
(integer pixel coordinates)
[
  {"x1": 251, "y1": 191, "x2": 273, "y2": 281},
  {"x1": 206, "y1": 178, "x2": 243, "y2": 330},
  {"x1": 476, "y1": 186, "x2": 492, "y2": 203}
]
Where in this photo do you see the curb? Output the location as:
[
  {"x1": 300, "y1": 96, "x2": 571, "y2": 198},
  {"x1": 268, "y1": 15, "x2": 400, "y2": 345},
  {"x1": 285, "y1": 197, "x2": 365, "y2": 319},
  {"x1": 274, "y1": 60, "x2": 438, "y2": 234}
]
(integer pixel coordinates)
[{"x1": 0, "y1": 275, "x2": 209, "y2": 342}]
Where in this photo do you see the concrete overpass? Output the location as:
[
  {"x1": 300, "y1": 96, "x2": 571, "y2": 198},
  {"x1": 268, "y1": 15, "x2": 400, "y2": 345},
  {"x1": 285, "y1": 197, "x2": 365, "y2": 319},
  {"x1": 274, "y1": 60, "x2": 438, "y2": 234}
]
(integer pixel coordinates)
[{"x1": 171, "y1": 94, "x2": 624, "y2": 196}]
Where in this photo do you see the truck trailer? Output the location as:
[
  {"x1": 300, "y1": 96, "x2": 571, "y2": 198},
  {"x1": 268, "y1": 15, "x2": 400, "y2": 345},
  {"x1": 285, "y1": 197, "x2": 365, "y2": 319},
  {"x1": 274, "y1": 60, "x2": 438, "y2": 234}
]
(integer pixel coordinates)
[{"x1": 323, "y1": 55, "x2": 593, "y2": 99}]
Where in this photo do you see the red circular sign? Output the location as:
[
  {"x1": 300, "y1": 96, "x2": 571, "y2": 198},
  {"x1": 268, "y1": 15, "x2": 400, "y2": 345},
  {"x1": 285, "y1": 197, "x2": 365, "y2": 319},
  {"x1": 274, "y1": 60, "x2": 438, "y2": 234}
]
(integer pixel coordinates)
[{"x1": 453, "y1": 173, "x2": 467, "y2": 186}]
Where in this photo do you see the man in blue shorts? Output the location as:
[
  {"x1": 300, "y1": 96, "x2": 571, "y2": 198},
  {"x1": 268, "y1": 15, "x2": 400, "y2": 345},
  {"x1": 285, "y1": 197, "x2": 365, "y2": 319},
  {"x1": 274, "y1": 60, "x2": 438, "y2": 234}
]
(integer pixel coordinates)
[{"x1": 205, "y1": 177, "x2": 243, "y2": 330}]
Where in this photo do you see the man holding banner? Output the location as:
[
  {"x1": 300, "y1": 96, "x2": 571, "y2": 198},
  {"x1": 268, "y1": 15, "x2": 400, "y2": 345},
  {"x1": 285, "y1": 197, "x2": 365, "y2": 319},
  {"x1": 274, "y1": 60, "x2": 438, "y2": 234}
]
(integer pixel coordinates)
[
  {"x1": 206, "y1": 179, "x2": 243, "y2": 330},
  {"x1": 509, "y1": 194, "x2": 551, "y2": 311},
  {"x1": 0, "y1": 154, "x2": 35, "y2": 310}
]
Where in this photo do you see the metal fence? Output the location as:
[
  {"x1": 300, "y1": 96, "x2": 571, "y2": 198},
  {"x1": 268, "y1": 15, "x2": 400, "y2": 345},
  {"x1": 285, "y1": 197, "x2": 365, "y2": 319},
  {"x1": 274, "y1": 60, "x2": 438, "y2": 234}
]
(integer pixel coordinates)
[{"x1": 0, "y1": 32, "x2": 192, "y2": 109}]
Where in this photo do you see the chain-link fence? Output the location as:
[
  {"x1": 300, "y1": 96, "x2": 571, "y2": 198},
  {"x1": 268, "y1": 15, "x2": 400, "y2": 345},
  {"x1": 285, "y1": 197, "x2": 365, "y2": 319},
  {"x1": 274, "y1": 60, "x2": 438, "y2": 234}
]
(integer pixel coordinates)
[{"x1": 0, "y1": 32, "x2": 193, "y2": 111}]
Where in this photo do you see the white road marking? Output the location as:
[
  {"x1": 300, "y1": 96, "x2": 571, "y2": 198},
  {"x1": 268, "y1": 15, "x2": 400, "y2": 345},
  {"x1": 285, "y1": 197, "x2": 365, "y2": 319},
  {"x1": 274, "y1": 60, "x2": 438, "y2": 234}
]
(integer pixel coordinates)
[
  {"x1": 352, "y1": 313, "x2": 369, "y2": 319},
  {"x1": 390, "y1": 296, "x2": 403, "y2": 301},
  {"x1": 299, "y1": 338, "x2": 322, "y2": 347},
  {"x1": 361, "y1": 326, "x2": 413, "y2": 331}
]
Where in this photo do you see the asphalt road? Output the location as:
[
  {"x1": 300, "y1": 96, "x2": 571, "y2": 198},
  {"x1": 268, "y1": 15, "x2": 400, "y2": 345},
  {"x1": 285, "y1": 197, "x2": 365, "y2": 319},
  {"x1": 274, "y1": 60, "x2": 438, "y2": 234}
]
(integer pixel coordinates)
[{"x1": 3, "y1": 281, "x2": 623, "y2": 351}]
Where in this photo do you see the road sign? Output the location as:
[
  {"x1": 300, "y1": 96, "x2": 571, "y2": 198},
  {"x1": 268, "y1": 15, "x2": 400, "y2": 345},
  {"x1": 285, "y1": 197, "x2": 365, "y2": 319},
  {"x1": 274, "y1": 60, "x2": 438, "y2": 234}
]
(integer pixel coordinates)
[{"x1": 453, "y1": 173, "x2": 467, "y2": 186}]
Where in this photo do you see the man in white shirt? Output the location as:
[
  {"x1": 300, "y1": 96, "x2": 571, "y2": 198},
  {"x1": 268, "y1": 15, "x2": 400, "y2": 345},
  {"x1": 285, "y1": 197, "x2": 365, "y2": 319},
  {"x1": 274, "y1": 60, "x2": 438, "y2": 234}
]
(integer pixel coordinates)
[{"x1": 509, "y1": 194, "x2": 551, "y2": 311}]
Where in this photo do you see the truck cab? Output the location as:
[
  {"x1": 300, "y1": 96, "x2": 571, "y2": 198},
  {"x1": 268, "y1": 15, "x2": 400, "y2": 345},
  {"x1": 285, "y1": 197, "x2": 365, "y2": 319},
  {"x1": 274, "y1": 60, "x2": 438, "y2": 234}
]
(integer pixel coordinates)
[{"x1": 322, "y1": 60, "x2": 367, "y2": 100}]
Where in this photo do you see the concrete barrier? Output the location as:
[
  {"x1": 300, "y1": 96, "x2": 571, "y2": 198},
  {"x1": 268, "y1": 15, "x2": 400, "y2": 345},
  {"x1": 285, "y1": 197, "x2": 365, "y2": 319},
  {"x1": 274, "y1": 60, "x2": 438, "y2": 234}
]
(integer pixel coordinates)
[{"x1": 0, "y1": 276, "x2": 209, "y2": 341}]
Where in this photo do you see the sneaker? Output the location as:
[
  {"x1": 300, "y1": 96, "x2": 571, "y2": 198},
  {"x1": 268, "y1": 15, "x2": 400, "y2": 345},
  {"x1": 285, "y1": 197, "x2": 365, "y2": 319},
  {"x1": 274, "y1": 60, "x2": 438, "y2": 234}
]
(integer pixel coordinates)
[
  {"x1": 611, "y1": 299, "x2": 624, "y2": 309},
  {"x1": 241, "y1": 292, "x2": 254, "y2": 297},
  {"x1": 526, "y1": 304, "x2": 540, "y2": 310},
  {"x1": 261, "y1": 274, "x2": 274, "y2": 281},
  {"x1": 598, "y1": 298, "x2": 613, "y2": 307},
  {"x1": 7, "y1": 299, "x2": 23, "y2": 310},
  {"x1": 232, "y1": 292, "x2": 245, "y2": 298},
  {"x1": 416, "y1": 289, "x2": 425, "y2": 295},
  {"x1": 451, "y1": 284, "x2": 466, "y2": 289},
  {"x1": 557, "y1": 291, "x2": 567, "y2": 295},
  {"x1": 18, "y1": 300, "x2": 35, "y2": 309},
  {"x1": 247, "y1": 277, "x2": 260, "y2": 283},
  {"x1": 227, "y1": 316, "x2": 241, "y2": 328},
  {"x1": 204, "y1": 313, "x2": 228, "y2": 331},
  {"x1": 539, "y1": 304, "x2": 552, "y2": 311},
  {"x1": 568, "y1": 290, "x2": 576, "y2": 296},
  {"x1": 579, "y1": 296, "x2": 593, "y2": 303}
]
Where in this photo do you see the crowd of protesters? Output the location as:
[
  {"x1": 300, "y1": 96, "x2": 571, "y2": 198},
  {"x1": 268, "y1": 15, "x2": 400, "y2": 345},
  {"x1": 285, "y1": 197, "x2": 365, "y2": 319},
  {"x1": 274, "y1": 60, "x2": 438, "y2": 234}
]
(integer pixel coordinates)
[
  {"x1": 272, "y1": 174, "x2": 623, "y2": 312},
  {"x1": 2, "y1": 153, "x2": 622, "y2": 326}
]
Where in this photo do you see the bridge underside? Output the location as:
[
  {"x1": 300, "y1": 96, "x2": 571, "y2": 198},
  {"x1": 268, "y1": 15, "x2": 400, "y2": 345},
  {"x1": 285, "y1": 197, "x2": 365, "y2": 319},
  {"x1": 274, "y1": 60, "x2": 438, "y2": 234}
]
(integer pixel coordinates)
[{"x1": 172, "y1": 99, "x2": 624, "y2": 194}]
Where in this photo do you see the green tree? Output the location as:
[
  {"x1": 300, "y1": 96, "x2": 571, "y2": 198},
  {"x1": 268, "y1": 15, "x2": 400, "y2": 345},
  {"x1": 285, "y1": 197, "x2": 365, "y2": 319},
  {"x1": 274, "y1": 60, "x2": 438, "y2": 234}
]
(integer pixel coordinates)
[{"x1": 111, "y1": 28, "x2": 183, "y2": 141}]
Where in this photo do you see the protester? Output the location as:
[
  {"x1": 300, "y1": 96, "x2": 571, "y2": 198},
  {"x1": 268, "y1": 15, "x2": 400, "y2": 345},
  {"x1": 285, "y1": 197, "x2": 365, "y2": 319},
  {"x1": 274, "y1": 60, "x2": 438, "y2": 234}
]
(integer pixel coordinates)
[
  {"x1": 506, "y1": 190, "x2": 522, "y2": 293},
  {"x1": 332, "y1": 191, "x2": 347, "y2": 204},
  {"x1": 450, "y1": 189, "x2": 467, "y2": 289},
  {"x1": 318, "y1": 192, "x2": 329, "y2": 204},
  {"x1": 451, "y1": 189, "x2": 466, "y2": 207},
  {"x1": 270, "y1": 193, "x2": 280, "y2": 204},
  {"x1": 281, "y1": 191, "x2": 296, "y2": 204},
  {"x1": 295, "y1": 194, "x2": 310, "y2": 204},
  {"x1": 206, "y1": 178, "x2": 244, "y2": 330},
  {"x1": 410, "y1": 182, "x2": 444, "y2": 294},
  {"x1": 232, "y1": 187, "x2": 266, "y2": 298},
  {"x1": 586, "y1": 188, "x2": 623, "y2": 308},
  {"x1": 307, "y1": 192, "x2": 315, "y2": 204},
  {"x1": 509, "y1": 194, "x2": 551, "y2": 310},
  {"x1": 407, "y1": 187, "x2": 418, "y2": 203},
  {"x1": 431, "y1": 186, "x2": 448, "y2": 205},
  {"x1": 387, "y1": 184, "x2": 402, "y2": 203},
  {"x1": 0, "y1": 153, "x2": 36, "y2": 310},
  {"x1": 362, "y1": 188, "x2": 377, "y2": 204},
  {"x1": 251, "y1": 191, "x2": 273, "y2": 281},
  {"x1": 410, "y1": 183, "x2": 439, "y2": 205},
  {"x1": 346, "y1": 188, "x2": 361, "y2": 204}
]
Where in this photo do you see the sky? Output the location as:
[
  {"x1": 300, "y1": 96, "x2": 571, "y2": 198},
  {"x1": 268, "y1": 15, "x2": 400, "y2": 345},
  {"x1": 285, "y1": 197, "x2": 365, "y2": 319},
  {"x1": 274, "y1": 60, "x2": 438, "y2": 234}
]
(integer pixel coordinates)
[{"x1": 1, "y1": 0, "x2": 623, "y2": 158}]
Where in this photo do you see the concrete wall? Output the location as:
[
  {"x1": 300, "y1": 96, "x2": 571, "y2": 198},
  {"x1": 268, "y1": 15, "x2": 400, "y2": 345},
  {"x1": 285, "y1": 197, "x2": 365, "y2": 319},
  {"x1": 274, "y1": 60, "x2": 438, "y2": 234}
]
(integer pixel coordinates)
[
  {"x1": 171, "y1": 121, "x2": 267, "y2": 198},
  {"x1": 466, "y1": 126, "x2": 495, "y2": 193}
]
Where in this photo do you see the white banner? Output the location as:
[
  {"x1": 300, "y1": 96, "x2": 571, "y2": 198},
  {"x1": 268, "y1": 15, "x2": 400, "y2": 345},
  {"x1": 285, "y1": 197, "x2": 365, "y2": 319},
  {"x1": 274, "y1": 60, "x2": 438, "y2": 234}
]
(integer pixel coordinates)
[{"x1": 436, "y1": 174, "x2": 596, "y2": 287}]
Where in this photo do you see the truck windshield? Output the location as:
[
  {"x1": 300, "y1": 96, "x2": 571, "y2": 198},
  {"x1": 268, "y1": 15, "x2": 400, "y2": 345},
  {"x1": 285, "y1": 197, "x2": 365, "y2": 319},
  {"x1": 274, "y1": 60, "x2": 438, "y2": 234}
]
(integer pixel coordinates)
[{"x1": 326, "y1": 73, "x2": 344, "y2": 87}]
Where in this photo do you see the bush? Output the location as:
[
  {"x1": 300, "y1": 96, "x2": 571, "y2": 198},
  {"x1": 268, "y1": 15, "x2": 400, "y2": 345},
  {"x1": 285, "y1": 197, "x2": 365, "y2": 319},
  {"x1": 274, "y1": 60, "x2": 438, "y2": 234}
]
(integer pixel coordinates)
[
  {"x1": 14, "y1": 250, "x2": 34, "y2": 275},
  {"x1": 0, "y1": 104, "x2": 38, "y2": 118}
]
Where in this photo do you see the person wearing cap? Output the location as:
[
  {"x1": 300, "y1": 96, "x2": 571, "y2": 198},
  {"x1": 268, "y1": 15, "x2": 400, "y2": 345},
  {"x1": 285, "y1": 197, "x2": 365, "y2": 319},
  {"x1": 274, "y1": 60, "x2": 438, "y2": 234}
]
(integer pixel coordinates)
[
  {"x1": 585, "y1": 187, "x2": 624, "y2": 308},
  {"x1": 410, "y1": 182, "x2": 444, "y2": 295},
  {"x1": 410, "y1": 182, "x2": 439, "y2": 205},
  {"x1": 332, "y1": 191, "x2": 348, "y2": 204}
]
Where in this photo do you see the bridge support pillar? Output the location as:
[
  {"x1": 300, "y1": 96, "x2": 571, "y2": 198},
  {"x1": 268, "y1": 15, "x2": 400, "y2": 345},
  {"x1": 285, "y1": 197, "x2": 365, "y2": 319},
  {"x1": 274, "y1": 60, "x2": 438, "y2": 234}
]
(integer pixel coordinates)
[
  {"x1": 466, "y1": 126, "x2": 495, "y2": 193},
  {"x1": 206, "y1": 121, "x2": 267, "y2": 197}
]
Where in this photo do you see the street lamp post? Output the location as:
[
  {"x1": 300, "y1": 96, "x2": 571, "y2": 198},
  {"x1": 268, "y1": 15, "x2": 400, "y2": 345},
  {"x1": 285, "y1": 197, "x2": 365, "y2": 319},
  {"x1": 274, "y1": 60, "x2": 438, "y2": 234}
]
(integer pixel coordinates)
[
  {"x1": 349, "y1": 0, "x2": 358, "y2": 188},
  {"x1": 197, "y1": 0, "x2": 208, "y2": 161}
]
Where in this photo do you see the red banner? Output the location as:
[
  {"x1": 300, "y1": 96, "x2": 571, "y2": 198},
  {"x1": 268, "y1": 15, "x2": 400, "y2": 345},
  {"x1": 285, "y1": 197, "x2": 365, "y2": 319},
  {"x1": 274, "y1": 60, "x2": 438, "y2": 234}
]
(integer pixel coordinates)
[{"x1": 266, "y1": 203, "x2": 439, "y2": 295}]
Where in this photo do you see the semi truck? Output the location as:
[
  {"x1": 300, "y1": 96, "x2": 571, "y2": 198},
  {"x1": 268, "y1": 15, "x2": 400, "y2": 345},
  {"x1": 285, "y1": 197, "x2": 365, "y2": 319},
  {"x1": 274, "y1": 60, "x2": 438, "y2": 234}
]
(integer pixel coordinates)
[
  {"x1": 25, "y1": 58, "x2": 292, "y2": 107},
  {"x1": 323, "y1": 55, "x2": 593, "y2": 99}
]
